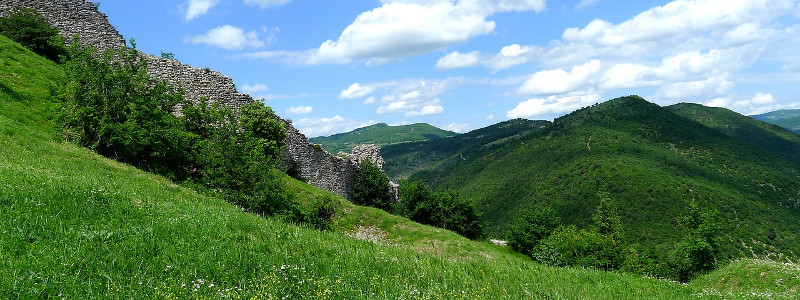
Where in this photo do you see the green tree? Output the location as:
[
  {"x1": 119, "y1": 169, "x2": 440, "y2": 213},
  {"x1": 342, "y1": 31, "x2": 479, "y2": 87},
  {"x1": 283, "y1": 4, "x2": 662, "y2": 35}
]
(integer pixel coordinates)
[
  {"x1": 436, "y1": 191, "x2": 483, "y2": 239},
  {"x1": 350, "y1": 160, "x2": 392, "y2": 211},
  {"x1": 397, "y1": 180, "x2": 436, "y2": 224},
  {"x1": 507, "y1": 205, "x2": 561, "y2": 257},
  {"x1": 671, "y1": 202, "x2": 721, "y2": 282},
  {"x1": 58, "y1": 39, "x2": 192, "y2": 181},
  {"x1": 0, "y1": 7, "x2": 65, "y2": 62},
  {"x1": 593, "y1": 191, "x2": 624, "y2": 243}
]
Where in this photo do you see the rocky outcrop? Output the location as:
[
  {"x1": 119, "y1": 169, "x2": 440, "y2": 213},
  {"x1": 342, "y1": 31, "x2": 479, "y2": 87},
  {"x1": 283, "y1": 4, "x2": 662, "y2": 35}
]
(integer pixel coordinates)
[{"x1": 1, "y1": 0, "x2": 393, "y2": 199}]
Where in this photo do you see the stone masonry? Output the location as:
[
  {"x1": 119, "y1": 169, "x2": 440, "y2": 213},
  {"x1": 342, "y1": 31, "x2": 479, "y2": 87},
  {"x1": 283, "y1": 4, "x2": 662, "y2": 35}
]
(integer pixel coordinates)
[{"x1": 0, "y1": 0, "x2": 393, "y2": 199}]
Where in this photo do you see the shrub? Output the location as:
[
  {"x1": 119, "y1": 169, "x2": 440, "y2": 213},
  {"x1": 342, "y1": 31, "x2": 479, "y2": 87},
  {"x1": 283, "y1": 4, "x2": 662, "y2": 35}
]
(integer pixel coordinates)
[
  {"x1": 350, "y1": 160, "x2": 392, "y2": 211},
  {"x1": 302, "y1": 195, "x2": 339, "y2": 231},
  {"x1": 0, "y1": 7, "x2": 65, "y2": 62},
  {"x1": 397, "y1": 180, "x2": 483, "y2": 239},
  {"x1": 58, "y1": 39, "x2": 192, "y2": 181},
  {"x1": 669, "y1": 203, "x2": 721, "y2": 282},
  {"x1": 534, "y1": 225, "x2": 621, "y2": 270},
  {"x1": 507, "y1": 205, "x2": 561, "y2": 257}
]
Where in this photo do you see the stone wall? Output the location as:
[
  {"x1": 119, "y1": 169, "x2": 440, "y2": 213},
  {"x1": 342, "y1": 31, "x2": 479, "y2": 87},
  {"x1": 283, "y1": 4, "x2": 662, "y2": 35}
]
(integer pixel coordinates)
[{"x1": 0, "y1": 0, "x2": 391, "y2": 199}]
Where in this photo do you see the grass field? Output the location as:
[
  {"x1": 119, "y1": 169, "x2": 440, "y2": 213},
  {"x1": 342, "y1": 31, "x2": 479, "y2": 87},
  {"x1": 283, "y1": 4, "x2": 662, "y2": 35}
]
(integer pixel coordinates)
[{"x1": 2, "y1": 33, "x2": 799, "y2": 299}]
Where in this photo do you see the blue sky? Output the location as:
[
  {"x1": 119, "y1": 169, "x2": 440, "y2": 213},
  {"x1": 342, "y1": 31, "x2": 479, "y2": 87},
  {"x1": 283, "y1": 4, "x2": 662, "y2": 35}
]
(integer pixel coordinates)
[{"x1": 99, "y1": 0, "x2": 800, "y2": 137}]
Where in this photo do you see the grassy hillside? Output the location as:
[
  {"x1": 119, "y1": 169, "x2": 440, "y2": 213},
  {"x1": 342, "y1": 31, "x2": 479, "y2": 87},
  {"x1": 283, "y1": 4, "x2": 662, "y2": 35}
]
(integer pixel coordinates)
[
  {"x1": 411, "y1": 96, "x2": 800, "y2": 265},
  {"x1": 752, "y1": 109, "x2": 800, "y2": 133},
  {"x1": 382, "y1": 119, "x2": 550, "y2": 179},
  {"x1": 4, "y1": 33, "x2": 758, "y2": 299},
  {"x1": 309, "y1": 122, "x2": 457, "y2": 154}
]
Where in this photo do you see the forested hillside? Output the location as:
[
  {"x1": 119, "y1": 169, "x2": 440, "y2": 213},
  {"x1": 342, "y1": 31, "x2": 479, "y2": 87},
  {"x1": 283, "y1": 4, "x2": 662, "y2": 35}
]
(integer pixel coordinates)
[
  {"x1": 409, "y1": 96, "x2": 800, "y2": 268},
  {"x1": 382, "y1": 119, "x2": 550, "y2": 179},
  {"x1": 752, "y1": 109, "x2": 800, "y2": 133},
  {"x1": 310, "y1": 122, "x2": 457, "y2": 154}
]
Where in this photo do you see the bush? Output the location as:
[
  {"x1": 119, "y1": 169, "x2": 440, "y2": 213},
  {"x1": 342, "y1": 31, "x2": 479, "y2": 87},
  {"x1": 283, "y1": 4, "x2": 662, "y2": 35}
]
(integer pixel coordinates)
[
  {"x1": 669, "y1": 203, "x2": 721, "y2": 282},
  {"x1": 0, "y1": 7, "x2": 65, "y2": 62},
  {"x1": 302, "y1": 195, "x2": 339, "y2": 231},
  {"x1": 534, "y1": 225, "x2": 622, "y2": 270},
  {"x1": 397, "y1": 180, "x2": 483, "y2": 239},
  {"x1": 350, "y1": 160, "x2": 392, "y2": 211},
  {"x1": 436, "y1": 191, "x2": 483, "y2": 239},
  {"x1": 59, "y1": 39, "x2": 192, "y2": 181},
  {"x1": 507, "y1": 205, "x2": 561, "y2": 257}
]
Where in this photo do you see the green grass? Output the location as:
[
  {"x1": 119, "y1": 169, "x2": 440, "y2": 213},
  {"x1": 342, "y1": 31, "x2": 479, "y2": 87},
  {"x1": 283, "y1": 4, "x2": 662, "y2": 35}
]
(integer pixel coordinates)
[{"x1": 2, "y1": 33, "x2": 797, "y2": 299}]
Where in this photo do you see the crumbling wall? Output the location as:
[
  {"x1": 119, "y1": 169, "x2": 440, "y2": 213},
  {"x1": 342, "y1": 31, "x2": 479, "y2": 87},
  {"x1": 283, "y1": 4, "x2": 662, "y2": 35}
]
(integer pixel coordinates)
[{"x1": 0, "y1": 0, "x2": 394, "y2": 199}]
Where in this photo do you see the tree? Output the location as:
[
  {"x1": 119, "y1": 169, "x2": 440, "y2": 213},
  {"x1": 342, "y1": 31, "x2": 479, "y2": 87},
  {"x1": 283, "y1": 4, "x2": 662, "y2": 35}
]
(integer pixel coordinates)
[
  {"x1": 350, "y1": 160, "x2": 392, "y2": 211},
  {"x1": 507, "y1": 205, "x2": 561, "y2": 257},
  {"x1": 593, "y1": 191, "x2": 624, "y2": 243},
  {"x1": 436, "y1": 191, "x2": 483, "y2": 239},
  {"x1": 58, "y1": 39, "x2": 192, "y2": 181},
  {"x1": 671, "y1": 202, "x2": 721, "y2": 282},
  {"x1": 397, "y1": 180, "x2": 436, "y2": 224},
  {"x1": 0, "y1": 7, "x2": 65, "y2": 62}
]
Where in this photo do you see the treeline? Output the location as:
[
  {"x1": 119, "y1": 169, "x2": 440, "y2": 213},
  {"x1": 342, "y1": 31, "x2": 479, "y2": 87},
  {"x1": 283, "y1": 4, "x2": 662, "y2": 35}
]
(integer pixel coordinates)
[
  {"x1": 350, "y1": 161, "x2": 484, "y2": 239},
  {"x1": 507, "y1": 192, "x2": 721, "y2": 282},
  {"x1": 0, "y1": 7, "x2": 335, "y2": 229}
]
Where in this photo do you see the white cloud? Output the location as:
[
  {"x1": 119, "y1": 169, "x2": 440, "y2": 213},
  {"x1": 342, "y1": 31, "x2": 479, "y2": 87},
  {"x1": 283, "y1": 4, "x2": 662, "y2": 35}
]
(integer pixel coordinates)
[
  {"x1": 184, "y1": 0, "x2": 218, "y2": 21},
  {"x1": 507, "y1": 94, "x2": 601, "y2": 119},
  {"x1": 406, "y1": 104, "x2": 445, "y2": 117},
  {"x1": 705, "y1": 93, "x2": 800, "y2": 116},
  {"x1": 653, "y1": 75, "x2": 734, "y2": 102},
  {"x1": 339, "y1": 83, "x2": 376, "y2": 99},
  {"x1": 436, "y1": 51, "x2": 480, "y2": 70},
  {"x1": 486, "y1": 114, "x2": 495, "y2": 121},
  {"x1": 575, "y1": 0, "x2": 601, "y2": 11},
  {"x1": 445, "y1": 122, "x2": 470, "y2": 133},
  {"x1": 241, "y1": 83, "x2": 268, "y2": 94},
  {"x1": 190, "y1": 25, "x2": 264, "y2": 50},
  {"x1": 294, "y1": 115, "x2": 370, "y2": 138},
  {"x1": 562, "y1": 0, "x2": 792, "y2": 46},
  {"x1": 244, "y1": 0, "x2": 293, "y2": 9},
  {"x1": 517, "y1": 60, "x2": 601, "y2": 95},
  {"x1": 287, "y1": 106, "x2": 313, "y2": 114},
  {"x1": 246, "y1": 0, "x2": 546, "y2": 65}
]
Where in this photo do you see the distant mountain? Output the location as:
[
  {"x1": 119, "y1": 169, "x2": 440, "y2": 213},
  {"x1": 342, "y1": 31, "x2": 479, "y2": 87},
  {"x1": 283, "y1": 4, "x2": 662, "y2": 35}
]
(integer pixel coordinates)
[
  {"x1": 751, "y1": 109, "x2": 800, "y2": 133},
  {"x1": 309, "y1": 123, "x2": 458, "y2": 154},
  {"x1": 667, "y1": 103, "x2": 800, "y2": 163},
  {"x1": 382, "y1": 119, "x2": 550, "y2": 180},
  {"x1": 406, "y1": 96, "x2": 800, "y2": 263}
]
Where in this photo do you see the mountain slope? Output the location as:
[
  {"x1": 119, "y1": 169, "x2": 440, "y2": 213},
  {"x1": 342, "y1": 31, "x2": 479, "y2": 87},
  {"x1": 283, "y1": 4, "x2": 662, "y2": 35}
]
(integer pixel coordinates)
[
  {"x1": 0, "y1": 34, "x2": 725, "y2": 299},
  {"x1": 382, "y1": 118, "x2": 550, "y2": 179},
  {"x1": 667, "y1": 103, "x2": 800, "y2": 164},
  {"x1": 752, "y1": 109, "x2": 800, "y2": 133},
  {"x1": 411, "y1": 96, "x2": 800, "y2": 263},
  {"x1": 309, "y1": 122, "x2": 457, "y2": 154}
]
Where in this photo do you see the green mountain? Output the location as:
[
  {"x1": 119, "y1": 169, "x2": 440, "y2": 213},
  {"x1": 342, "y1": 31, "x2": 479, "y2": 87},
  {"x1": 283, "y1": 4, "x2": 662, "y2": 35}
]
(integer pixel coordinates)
[
  {"x1": 382, "y1": 118, "x2": 550, "y2": 180},
  {"x1": 407, "y1": 96, "x2": 800, "y2": 264},
  {"x1": 309, "y1": 122, "x2": 457, "y2": 154},
  {"x1": 752, "y1": 109, "x2": 800, "y2": 133}
]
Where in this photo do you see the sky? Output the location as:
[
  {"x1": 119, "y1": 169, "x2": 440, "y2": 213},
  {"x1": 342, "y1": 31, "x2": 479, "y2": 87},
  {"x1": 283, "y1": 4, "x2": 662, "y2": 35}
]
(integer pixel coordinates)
[{"x1": 98, "y1": 0, "x2": 800, "y2": 137}]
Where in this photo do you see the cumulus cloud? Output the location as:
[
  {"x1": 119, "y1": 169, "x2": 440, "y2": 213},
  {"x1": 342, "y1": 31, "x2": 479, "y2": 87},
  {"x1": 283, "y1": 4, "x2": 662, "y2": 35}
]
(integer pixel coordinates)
[
  {"x1": 184, "y1": 0, "x2": 218, "y2": 21},
  {"x1": 339, "y1": 83, "x2": 376, "y2": 99},
  {"x1": 562, "y1": 0, "x2": 792, "y2": 46},
  {"x1": 445, "y1": 122, "x2": 470, "y2": 133},
  {"x1": 244, "y1": 0, "x2": 293, "y2": 9},
  {"x1": 240, "y1": 83, "x2": 268, "y2": 94},
  {"x1": 190, "y1": 25, "x2": 264, "y2": 50},
  {"x1": 294, "y1": 116, "x2": 375, "y2": 137},
  {"x1": 705, "y1": 93, "x2": 800, "y2": 115},
  {"x1": 507, "y1": 94, "x2": 601, "y2": 119},
  {"x1": 246, "y1": 0, "x2": 546, "y2": 65},
  {"x1": 435, "y1": 51, "x2": 480, "y2": 70},
  {"x1": 287, "y1": 106, "x2": 313, "y2": 114},
  {"x1": 517, "y1": 60, "x2": 601, "y2": 95},
  {"x1": 653, "y1": 75, "x2": 734, "y2": 102}
]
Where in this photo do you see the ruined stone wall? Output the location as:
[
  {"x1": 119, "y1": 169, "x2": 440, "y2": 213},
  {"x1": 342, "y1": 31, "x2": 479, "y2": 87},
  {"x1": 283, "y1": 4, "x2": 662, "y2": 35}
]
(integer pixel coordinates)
[{"x1": 0, "y1": 0, "x2": 390, "y2": 199}]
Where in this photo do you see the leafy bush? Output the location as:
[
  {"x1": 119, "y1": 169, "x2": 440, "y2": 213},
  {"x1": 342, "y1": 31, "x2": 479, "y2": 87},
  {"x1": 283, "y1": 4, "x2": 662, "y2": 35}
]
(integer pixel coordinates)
[
  {"x1": 301, "y1": 194, "x2": 339, "y2": 231},
  {"x1": 0, "y1": 7, "x2": 65, "y2": 62},
  {"x1": 535, "y1": 225, "x2": 622, "y2": 270},
  {"x1": 59, "y1": 39, "x2": 192, "y2": 181},
  {"x1": 397, "y1": 180, "x2": 483, "y2": 239},
  {"x1": 350, "y1": 160, "x2": 392, "y2": 211},
  {"x1": 669, "y1": 203, "x2": 721, "y2": 282},
  {"x1": 507, "y1": 205, "x2": 561, "y2": 257}
]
